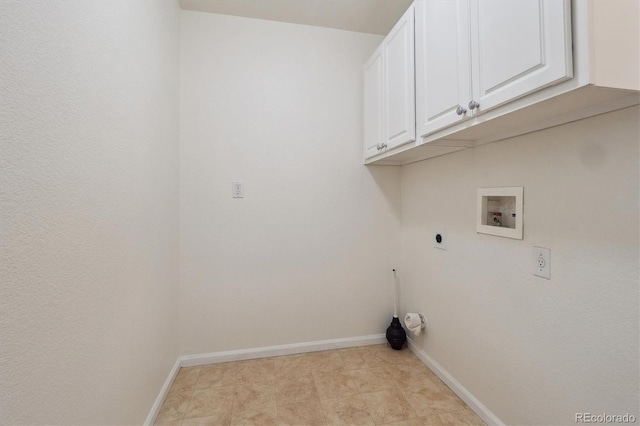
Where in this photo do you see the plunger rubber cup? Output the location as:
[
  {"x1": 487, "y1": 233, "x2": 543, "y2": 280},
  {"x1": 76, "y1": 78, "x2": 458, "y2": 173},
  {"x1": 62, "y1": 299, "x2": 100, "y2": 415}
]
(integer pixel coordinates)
[{"x1": 386, "y1": 316, "x2": 407, "y2": 350}]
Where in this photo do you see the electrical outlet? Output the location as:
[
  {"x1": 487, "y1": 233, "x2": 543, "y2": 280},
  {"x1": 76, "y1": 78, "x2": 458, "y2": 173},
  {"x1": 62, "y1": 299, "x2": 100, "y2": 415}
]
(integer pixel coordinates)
[
  {"x1": 433, "y1": 230, "x2": 447, "y2": 250},
  {"x1": 232, "y1": 181, "x2": 243, "y2": 198},
  {"x1": 533, "y1": 246, "x2": 550, "y2": 279}
]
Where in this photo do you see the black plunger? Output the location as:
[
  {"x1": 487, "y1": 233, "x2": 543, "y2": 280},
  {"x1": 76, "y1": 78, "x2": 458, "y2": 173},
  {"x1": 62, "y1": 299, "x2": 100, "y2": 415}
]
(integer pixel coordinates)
[{"x1": 386, "y1": 268, "x2": 406, "y2": 350}]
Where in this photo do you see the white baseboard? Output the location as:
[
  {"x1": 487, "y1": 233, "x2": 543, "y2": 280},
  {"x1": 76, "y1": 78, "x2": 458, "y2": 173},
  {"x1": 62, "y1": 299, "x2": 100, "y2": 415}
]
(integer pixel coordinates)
[
  {"x1": 144, "y1": 358, "x2": 181, "y2": 426},
  {"x1": 180, "y1": 334, "x2": 387, "y2": 367},
  {"x1": 407, "y1": 338, "x2": 504, "y2": 426}
]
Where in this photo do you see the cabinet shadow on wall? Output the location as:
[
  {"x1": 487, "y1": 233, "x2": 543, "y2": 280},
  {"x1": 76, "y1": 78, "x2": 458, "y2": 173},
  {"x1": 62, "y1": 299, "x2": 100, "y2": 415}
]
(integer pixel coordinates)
[{"x1": 366, "y1": 165, "x2": 401, "y2": 222}]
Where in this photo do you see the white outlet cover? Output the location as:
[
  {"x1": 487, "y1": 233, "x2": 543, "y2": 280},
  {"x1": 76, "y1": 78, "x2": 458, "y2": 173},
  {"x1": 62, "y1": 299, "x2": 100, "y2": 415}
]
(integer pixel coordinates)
[
  {"x1": 433, "y1": 230, "x2": 447, "y2": 250},
  {"x1": 533, "y1": 246, "x2": 550, "y2": 279},
  {"x1": 232, "y1": 181, "x2": 244, "y2": 198}
]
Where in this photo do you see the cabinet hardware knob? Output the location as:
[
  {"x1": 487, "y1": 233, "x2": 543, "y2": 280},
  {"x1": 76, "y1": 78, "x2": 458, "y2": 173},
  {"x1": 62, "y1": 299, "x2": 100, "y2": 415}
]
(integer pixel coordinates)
[
  {"x1": 468, "y1": 100, "x2": 480, "y2": 110},
  {"x1": 456, "y1": 106, "x2": 467, "y2": 116}
]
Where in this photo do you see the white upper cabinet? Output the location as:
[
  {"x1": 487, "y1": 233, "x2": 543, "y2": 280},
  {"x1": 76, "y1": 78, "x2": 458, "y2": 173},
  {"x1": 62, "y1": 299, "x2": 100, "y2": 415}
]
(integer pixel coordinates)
[
  {"x1": 363, "y1": 4, "x2": 415, "y2": 160},
  {"x1": 469, "y1": 0, "x2": 573, "y2": 113},
  {"x1": 383, "y1": 5, "x2": 416, "y2": 150},
  {"x1": 363, "y1": 44, "x2": 384, "y2": 160},
  {"x1": 366, "y1": 0, "x2": 638, "y2": 165},
  {"x1": 416, "y1": 0, "x2": 573, "y2": 138},
  {"x1": 415, "y1": 0, "x2": 471, "y2": 137}
]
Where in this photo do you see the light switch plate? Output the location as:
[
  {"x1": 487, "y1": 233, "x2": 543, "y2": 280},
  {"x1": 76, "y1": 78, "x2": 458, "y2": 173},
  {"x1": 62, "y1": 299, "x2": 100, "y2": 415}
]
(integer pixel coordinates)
[{"x1": 533, "y1": 246, "x2": 550, "y2": 279}]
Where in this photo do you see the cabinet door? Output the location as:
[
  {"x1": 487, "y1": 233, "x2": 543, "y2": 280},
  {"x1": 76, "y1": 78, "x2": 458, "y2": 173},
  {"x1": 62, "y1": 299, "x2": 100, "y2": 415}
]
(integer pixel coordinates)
[
  {"x1": 470, "y1": 0, "x2": 572, "y2": 113},
  {"x1": 383, "y1": 5, "x2": 415, "y2": 150},
  {"x1": 415, "y1": 0, "x2": 472, "y2": 138},
  {"x1": 363, "y1": 44, "x2": 384, "y2": 160}
]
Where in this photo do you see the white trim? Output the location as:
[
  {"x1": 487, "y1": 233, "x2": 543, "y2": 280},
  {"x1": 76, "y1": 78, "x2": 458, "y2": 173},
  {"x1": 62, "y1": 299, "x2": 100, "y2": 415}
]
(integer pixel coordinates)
[
  {"x1": 180, "y1": 334, "x2": 387, "y2": 367},
  {"x1": 144, "y1": 358, "x2": 181, "y2": 426},
  {"x1": 407, "y1": 338, "x2": 505, "y2": 426}
]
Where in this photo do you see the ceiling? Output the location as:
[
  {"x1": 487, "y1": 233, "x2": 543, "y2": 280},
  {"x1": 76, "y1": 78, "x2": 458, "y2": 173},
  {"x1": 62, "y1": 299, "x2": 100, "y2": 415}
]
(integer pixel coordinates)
[{"x1": 178, "y1": 0, "x2": 413, "y2": 35}]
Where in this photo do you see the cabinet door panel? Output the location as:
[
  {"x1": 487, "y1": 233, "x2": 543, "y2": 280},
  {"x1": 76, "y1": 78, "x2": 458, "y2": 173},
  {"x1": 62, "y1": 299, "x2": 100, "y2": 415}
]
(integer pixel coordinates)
[
  {"x1": 470, "y1": 0, "x2": 572, "y2": 112},
  {"x1": 416, "y1": 0, "x2": 472, "y2": 137},
  {"x1": 363, "y1": 45, "x2": 384, "y2": 160},
  {"x1": 384, "y1": 5, "x2": 415, "y2": 150}
]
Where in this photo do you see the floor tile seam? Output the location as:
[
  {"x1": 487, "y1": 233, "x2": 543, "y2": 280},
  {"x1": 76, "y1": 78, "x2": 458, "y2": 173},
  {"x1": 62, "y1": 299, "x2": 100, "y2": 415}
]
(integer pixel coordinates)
[
  {"x1": 364, "y1": 386, "x2": 420, "y2": 422},
  {"x1": 236, "y1": 376, "x2": 275, "y2": 386},
  {"x1": 193, "y1": 376, "x2": 238, "y2": 391},
  {"x1": 402, "y1": 396, "x2": 463, "y2": 420},
  {"x1": 308, "y1": 362, "x2": 347, "y2": 376},
  {"x1": 316, "y1": 393, "x2": 331, "y2": 426},
  {"x1": 231, "y1": 399, "x2": 277, "y2": 417},
  {"x1": 275, "y1": 397, "x2": 327, "y2": 426},
  {"x1": 421, "y1": 404, "x2": 469, "y2": 418},
  {"x1": 274, "y1": 399, "x2": 279, "y2": 425},
  {"x1": 177, "y1": 387, "x2": 197, "y2": 423},
  {"x1": 310, "y1": 370, "x2": 328, "y2": 401},
  {"x1": 182, "y1": 392, "x2": 233, "y2": 421},
  {"x1": 429, "y1": 406, "x2": 470, "y2": 417},
  {"x1": 354, "y1": 385, "x2": 383, "y2": 426}
]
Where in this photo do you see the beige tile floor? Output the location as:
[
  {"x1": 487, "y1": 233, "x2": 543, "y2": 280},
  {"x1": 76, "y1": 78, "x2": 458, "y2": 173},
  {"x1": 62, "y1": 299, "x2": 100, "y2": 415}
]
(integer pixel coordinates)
[{"x1": 155, "y1": 344, "x2": 485, "y2": 426}]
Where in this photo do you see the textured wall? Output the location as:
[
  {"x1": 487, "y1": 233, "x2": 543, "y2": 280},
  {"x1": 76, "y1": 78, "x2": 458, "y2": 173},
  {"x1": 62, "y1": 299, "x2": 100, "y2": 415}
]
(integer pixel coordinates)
[
  {"x1": 400, "y1": 107, "x2": 640, "y2": 425},
  {"x1": 0, "y1": 1, "x2": 180, "y2": 424},
  {"x1": 180, "y1": 11, "x2": 399, "y2": 355}
]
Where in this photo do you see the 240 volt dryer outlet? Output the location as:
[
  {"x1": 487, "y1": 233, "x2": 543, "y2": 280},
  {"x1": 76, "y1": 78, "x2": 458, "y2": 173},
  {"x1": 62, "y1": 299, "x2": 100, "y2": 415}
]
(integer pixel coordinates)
[{"x1": 433, "y1": 230, "x2": 447, "y2": 250}]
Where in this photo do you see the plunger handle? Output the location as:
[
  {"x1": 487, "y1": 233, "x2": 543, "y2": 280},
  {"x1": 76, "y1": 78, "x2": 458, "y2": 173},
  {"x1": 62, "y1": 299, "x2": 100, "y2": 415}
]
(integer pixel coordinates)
[{"x1": 392, "y1": 268, "x2": 398, "y2": 318}]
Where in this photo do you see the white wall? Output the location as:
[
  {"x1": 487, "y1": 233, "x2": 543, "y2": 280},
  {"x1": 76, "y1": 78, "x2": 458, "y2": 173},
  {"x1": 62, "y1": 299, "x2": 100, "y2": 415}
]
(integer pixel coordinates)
[
  {"x1": 180, "y1": 11, "x2": 399, "y2": 355},
  {"x1": 400, "y1": 107, "x2": 639, "y2": 425},
  {"x1": 0, "y1": 1, "x2": 180, "y2": 424}
]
